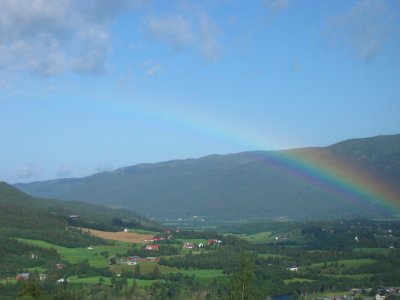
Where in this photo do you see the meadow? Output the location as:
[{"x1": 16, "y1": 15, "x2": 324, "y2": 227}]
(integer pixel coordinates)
[{"x1": 16, "y1": 238, "x2": 132, "y2": 268}]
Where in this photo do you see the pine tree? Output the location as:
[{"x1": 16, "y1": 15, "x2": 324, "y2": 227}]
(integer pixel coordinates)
[
  {"x1": 134, "y1": 264, "x2": 141, "y2": 278},
  {"x1": 231, "y1": 251, "x2": 255, "y2": 300},
  {"x1": 152, "y1": 265, "x2": 161, "y2": 279}
]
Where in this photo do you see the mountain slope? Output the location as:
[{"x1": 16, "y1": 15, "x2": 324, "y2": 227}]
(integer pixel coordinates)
[
  {"x1": 0, "y1": 182, "x2": 159, "y2": 246},
  {"x1": 15, "y1": 134, "x2": 400, "y2": 220}
]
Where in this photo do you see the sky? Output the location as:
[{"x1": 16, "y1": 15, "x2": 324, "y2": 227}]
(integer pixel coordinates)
[{"x1": 0, "y1": 0, "x2": 399, "y2": 183}]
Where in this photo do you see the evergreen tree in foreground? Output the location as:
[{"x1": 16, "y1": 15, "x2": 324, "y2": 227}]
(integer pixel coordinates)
[{"x1": 231, "y1": 251, "x2": 255, "y2": 300}]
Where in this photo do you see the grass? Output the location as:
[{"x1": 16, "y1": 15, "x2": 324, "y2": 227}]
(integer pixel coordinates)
[
  {"x1": 311, "y1": 258, "x2": 375, "y2": 268},
  {"x1": 237, "y1": 231, "x2": 273, "y2": 243},
  {"x1": 26, "y1": 267, "x2": 47, "y2": 273},
  {"x1": 110, "y1": 263, "x2": 226, "y2": 280},
  {"x1": 16, "y1": 238, "x2": 132, "y2": 268},
  {"x1": 284, "y1": 278, "x2": 314, "y2": 284},
  {"x1": 237, "y1": 229, "x2": 306, "y2": 244},
  {"x1": 0, "y1": 278, "x2": 17, "y2": 285},
  {"x1": 110, "y1": 262, "x2": 180, "y2": 275},
  {"x1": 69, "y1": 276, "x2": 164, "y2": 287}
]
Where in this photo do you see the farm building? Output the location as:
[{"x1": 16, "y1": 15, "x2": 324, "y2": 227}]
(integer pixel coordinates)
[
  {"x1": 16, "y1": 273, "x2": 29, "y2": 281},
  {"x1": 145, "y1": 244, "x2": 159, "y2": 251},
  {"x1": 183, "y1": 242, "x2": 194, "y2": 249},
  {"x1": 207, "y1": 239, "x2": 222, "y2": 245}
]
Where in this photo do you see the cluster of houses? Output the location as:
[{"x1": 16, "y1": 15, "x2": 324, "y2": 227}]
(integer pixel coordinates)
[
  {"x1": 182, "y1": 239, "x2": 222, "y2": 250},
  {"x1": 109, "y1": 255, "x2": 159, "y2": 266},
  {"x1": 15, "y1": 273, "x2": 69, "y2": 283},
  {"x1": 143, "y1": 233, "x2": 222, "y2": 252}
]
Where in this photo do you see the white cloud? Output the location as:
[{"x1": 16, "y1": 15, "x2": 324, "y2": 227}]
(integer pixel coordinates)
[
  {"x1": 329, "y1": 0, "x2": 396, "y2": 61},
  {"x1": 0, "y1": 0, "x2": 144, "y2": 76},
  {"x1": 146, "y1": 9, "x2": 221, "y2": 62},
  {"x1": 10, "y1": 163, "x2": 44, "y2": 182},
  {"x1": 147, "y1": 14, "x2": 194, "y2": 50}
]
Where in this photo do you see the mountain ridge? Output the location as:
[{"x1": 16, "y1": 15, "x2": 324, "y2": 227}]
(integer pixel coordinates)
[{"x1": 15, "y1": 134, "x2": 400, "y2": 220}]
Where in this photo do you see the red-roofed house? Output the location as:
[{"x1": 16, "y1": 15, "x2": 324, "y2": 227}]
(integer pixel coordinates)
[
  {"x1": 207, "y1": 239, "x2": 222, "y2": 245},
  {"x1": 145, "y1": 244, "x2": 159, "y2": 251}
]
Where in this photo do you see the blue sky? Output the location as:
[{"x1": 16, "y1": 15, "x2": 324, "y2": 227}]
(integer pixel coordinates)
[{"x1": 0, "y1": 0, "x2": 399, "y2": 183}]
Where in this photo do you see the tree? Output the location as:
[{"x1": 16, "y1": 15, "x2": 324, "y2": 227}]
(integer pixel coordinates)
[
  {"x1": 152, "y1": 265, "x2": 161, "y2": 279},
  {"x1": 134, "y1": 264, "x2": 141, "y2": 278},
  {"x1": 18, "y1": 280, "x2": 41, "y2": 300},
  {"x1": 231, "y1": 251, "x2": 255, "y2": 300}
]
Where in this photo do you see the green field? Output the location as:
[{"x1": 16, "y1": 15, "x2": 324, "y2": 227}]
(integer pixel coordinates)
[
  {"x1": 69, "y1": 276, "x2": 164, "y2": 287},
  {"x1": 311, "y1": 258, "x2": 376, "y2": 268},
  {"x1": 237, "y1": 231, "x2": 273, "y2": 243},
  {"x1": 237, "y1": 229, "x2": 306, "y2": 244},
  {"x1": 17, "y1": 238, "x2": 132, "y2": 268},
  {"x1": 258, "y1": 253, "x2": 288, "y2": 259},
  {"x1": 110, "y1": 262, "x2": 179, "y2": 275},
  {"x1": 284, "y1": 278, "x2": 314, "y2": 284},
  {"x1": 110, "y1": 262, "x2": 225, "y2": 279}
]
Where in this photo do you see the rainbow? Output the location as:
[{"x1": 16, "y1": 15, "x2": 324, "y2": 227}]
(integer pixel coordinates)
[
  {"x1": 239, "y1": 149, "x2": 400, "y2": 216},
  {"x1": 108, "y1": 98, "x2": 400, "y2": 215}
]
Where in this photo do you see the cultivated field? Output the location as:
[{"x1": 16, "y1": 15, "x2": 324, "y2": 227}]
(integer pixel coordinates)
[
  {"x1": 81, "y1": 228, "x2": 154, "y2": 243},
  {"x1": 17, "y1": 238, "x2": 132, "y2": 267}
]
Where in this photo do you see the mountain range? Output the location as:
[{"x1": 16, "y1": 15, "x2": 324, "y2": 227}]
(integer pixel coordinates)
[{"x1": 15, "y1": 134, "x2": 400, "y2": 220}]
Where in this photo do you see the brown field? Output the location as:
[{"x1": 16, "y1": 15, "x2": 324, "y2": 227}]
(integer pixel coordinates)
[{"x1": 81, "y1": 228, "x2": 154, "y2": 243}]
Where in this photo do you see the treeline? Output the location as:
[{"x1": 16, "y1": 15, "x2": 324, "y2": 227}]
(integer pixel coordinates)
[
  {"x1": 0, "y1": 238, "x2": 59, "y2": 278},
  {"x1": 160, "y1": 246, "x2": 241, "y2": 273}
]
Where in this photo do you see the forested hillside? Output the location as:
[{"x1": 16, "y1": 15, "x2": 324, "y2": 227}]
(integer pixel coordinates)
[
  {"x1": 15, "y1": 134, "x2": 400, "y2": 220},
  {"x1": 0, "y1": 182, "x2": 159, "y2": 247}
]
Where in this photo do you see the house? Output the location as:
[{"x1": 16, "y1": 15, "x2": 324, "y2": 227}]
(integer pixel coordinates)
[
  {"x1": 287, "y1": 266, "x2": 299, "y2": 272},
  {"x1": 127, "y1": 256, "x2": 140, "y2": 262},
  {"x1": 145, "y1": 244, "x2": 159, "y2": 251},
  {"x1": 275, "y1": 235, "x2": 289, "y2": 241},
  {"x1": 16, "y1": 273, "x2": 29, "y2": 281},
  {"x1": 153, "y1": 236, "x2": 165, "y2": 241},
  {"x1": 207, "y1": 239, "x2": 222, "y2": 245},
  {"x1": 39, "y1": 274, "x2": 47, "y2": 281},
  {"x1": 69, "y1": 215, "x2": 78, "y2": 219},
  {"x1": 145, "y1": 257, "x2": 159, "y2": 262},
  {"x1": 56, "y1": 263, "x2": 66, "y2": 270},
  {"x1": 183, "y1": 242, "x2": 194, "y2": 249}
]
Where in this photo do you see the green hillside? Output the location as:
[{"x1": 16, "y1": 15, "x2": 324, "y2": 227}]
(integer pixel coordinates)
[
  {"x1": 0, "y1": 182, "x2": 159, "y2": 246},
  {"x1": 15, "y1": 134, "x2": 400, "y2": 220}
]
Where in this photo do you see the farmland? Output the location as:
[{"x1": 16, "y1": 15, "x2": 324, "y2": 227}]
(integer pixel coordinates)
[
  {"x1": 16, "y1": 238, "x2": 133, "y2": 268},
  {"x1": 80, "y1": 228, "x2": 153, "y2": 243},
  {"x1": 2, "y1": 218, "x2": 400, "y2": 299}
]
